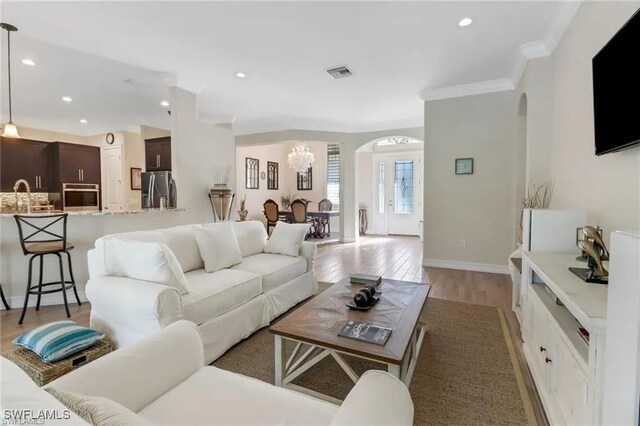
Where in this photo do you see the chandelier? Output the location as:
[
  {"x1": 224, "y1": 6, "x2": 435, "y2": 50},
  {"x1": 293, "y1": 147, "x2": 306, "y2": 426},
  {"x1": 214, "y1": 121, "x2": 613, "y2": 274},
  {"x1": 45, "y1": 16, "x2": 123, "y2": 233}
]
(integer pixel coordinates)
[{"x1": 287, "y1": 143, "x2": 315, "y2": 173}]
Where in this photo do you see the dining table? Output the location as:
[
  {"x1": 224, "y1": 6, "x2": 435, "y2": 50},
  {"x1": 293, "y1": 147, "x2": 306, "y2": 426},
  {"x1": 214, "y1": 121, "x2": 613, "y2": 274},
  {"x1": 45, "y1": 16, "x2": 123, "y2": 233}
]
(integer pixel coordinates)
[{"x1": 280, "y1": 210, "x2": 339, "y2": 239}]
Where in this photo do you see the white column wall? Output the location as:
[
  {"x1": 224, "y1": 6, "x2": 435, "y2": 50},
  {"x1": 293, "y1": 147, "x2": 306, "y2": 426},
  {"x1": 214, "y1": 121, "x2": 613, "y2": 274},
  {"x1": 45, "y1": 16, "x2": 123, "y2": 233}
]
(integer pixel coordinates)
[{"x1": 170, "y1": 87, "x2": 235, "y2": 224}]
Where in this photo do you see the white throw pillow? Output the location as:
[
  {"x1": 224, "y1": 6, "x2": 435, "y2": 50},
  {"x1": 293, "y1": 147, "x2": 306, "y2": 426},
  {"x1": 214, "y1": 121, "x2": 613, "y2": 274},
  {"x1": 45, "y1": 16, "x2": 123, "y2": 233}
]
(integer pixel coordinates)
[
  {"x1": 231, "y1": 221, "x2": 268, "y2": 257},
  {"x1": 264, "y1": 222, "x2": 310, "y2": 257},
  {"x1": 104, "y1": 238, "x2": 189, "y2": 295},
  {"x1": 194, "y1": 223, "x2": 243, "y2": 272}
]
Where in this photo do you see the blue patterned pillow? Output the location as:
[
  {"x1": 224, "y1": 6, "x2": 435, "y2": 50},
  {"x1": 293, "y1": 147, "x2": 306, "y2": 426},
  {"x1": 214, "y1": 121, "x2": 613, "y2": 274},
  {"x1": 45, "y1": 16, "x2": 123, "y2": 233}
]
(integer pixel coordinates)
[{"x1": 13, "y1": 321, "x2": 104, "y2": 363}]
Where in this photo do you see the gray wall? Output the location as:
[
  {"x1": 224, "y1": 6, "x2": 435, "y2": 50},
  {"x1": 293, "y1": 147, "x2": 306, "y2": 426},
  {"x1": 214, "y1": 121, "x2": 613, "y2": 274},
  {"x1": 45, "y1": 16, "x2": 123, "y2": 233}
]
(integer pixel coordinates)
[{"x1": 423, "y1": 91, "x2": 517, "y2": 269}]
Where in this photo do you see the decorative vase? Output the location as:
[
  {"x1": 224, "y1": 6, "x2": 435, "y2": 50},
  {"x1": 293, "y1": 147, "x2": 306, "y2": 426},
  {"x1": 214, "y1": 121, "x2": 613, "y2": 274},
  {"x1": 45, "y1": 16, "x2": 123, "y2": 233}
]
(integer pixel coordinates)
[
  {"x1": 238, "y1": 209, "x2": 248, "y2": 221},
  {"x1": 208, "y1": 184, "x2": 235, "y2": 222},
  {"x1": 359, "y1": 209, "x2": 368, "y2": 235}
]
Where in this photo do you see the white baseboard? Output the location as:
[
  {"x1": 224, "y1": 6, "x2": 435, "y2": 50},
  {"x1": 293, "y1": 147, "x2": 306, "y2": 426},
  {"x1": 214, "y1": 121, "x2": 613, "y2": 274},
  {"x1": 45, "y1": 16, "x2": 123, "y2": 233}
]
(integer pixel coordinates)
[
  {"x1": 1, "y1": 292, "x2": 88, "y2": 311},
  {"x1": 422, "y1": 258, "x2": 510, "y2": 274}
]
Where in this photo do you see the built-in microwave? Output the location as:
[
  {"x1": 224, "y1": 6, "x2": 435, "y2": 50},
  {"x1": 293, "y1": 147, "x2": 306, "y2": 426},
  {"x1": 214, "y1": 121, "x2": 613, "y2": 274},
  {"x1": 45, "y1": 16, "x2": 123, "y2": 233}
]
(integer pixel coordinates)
[{"x1": 62, "y1": 183, "x2": 100, "y2": 212}]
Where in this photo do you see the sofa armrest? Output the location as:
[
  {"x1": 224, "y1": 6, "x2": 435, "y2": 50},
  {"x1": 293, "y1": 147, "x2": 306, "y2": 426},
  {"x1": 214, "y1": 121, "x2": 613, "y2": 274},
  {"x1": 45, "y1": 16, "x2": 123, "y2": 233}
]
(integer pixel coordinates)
[
  {"x1": 46, "y1": 321, "x2": 204, "y2": 413},
  {"x1": 331, "y1": 371, "x2": 414, "y2": 426},
  {"x1": 86, "y1": 276, "x2": 184, "y2": 335},
  {"x1": 300, "y1": 241, "x2": 317, "y2": 272}
]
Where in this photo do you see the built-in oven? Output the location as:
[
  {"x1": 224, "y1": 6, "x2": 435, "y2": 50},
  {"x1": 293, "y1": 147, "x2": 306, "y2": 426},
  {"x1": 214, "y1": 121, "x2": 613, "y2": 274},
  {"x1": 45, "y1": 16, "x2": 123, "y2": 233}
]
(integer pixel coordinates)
[{"x1": 62, "y1": 183, "x2": 100, "y2": 212}]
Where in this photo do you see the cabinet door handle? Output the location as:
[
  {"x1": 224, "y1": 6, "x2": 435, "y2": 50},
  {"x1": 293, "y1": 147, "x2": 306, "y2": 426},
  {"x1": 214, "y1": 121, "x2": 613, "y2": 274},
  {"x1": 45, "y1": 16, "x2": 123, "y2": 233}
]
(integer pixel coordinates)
[
  {"x1": 539, "y1": 346, "x2": 546, "y2": 353},
  {"x1": 81, "y1": 169, "x2": 84, "y2": 181},
  {"x1": 78, "y1": 169, "x2": 81, "y2": 181},
  {"x1": 156, "y1": 154, "x2": 160, "y2": 168},
  {"x1": 545, "y1": 357, "x2": 552, "y2": 364}
]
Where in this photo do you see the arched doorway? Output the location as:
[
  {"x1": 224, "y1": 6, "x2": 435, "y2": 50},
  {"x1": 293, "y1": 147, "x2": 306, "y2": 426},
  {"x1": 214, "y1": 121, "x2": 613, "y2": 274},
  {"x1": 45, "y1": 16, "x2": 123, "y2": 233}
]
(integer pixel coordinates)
[{"x1": 355, "y1": 136, "x2": 424, "y2": 237}]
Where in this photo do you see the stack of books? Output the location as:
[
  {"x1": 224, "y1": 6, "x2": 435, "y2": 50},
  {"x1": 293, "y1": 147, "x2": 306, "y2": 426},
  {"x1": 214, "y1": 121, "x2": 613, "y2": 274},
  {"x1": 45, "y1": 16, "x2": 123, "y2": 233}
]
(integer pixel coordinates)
[{"x1": 350, "y1": 273, "x2": 382, "y2": 286}]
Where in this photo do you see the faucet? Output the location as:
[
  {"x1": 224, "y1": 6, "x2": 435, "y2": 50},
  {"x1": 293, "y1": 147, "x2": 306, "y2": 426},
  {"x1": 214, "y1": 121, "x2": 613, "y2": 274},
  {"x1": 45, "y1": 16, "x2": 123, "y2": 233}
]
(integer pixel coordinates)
[{"x1": 13, "y1": 179, "x2": 32, "y2": 214}]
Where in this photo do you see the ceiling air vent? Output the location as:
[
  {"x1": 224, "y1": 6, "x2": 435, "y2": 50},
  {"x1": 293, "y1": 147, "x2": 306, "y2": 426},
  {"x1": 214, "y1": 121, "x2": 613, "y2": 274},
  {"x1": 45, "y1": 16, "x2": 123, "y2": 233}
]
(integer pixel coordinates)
[{"x1": 326, "y1": 66, "x2": 353, "y2": 79}]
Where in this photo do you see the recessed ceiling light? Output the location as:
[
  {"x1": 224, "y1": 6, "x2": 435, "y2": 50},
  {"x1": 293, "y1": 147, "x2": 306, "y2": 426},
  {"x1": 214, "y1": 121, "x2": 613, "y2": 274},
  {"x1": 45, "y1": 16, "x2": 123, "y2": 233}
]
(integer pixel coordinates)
[
  {"x1": 62, "y1": 96, "x2": 72, "y2": 102},
  {"x1": 80, "y1": 119, "x2": 88, "y2": 124},
  {"x1": 235, "y1": 72, "x2": 246, "y2": 78},
  {"x1": 458, "y1": 17, "x2": 473, "y2": 27},
  {"x1": 160, "y1": 100, "x2": 170, "y2": 107},
  {"x1": 21, "y1": 59, "x2": 36, "y2": 66}
]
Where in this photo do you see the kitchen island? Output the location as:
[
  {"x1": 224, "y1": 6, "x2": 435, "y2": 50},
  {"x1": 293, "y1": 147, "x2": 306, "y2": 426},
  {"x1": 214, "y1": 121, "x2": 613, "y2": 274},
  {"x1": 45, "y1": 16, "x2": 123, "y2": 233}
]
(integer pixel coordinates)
[{"x1": 0, "y1": 208, "x2": 189, "y2": 310}]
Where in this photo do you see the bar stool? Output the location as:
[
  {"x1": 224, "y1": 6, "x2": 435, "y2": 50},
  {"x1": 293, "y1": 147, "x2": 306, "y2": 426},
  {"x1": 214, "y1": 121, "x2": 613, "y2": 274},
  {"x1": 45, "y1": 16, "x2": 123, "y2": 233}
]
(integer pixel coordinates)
[
  {"x1": 13, "y1": 213, "x2": 81, "y2": 325},
  {"x1": 0, "y1": 284, "x2": 10, "y2": 309}
]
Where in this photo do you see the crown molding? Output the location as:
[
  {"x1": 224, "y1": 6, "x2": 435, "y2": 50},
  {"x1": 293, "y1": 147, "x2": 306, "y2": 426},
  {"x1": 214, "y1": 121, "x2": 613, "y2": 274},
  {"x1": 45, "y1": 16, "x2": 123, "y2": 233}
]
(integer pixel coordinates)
[
  {"x1": 512, "y1": 40, "x2": 552, "y2": 87},
  {"x1": 545, "y1": 1, "x2": 583, "y2": 53},
  {"x1": 419, "y1": 79, "x2": 515, "y2": 102}
]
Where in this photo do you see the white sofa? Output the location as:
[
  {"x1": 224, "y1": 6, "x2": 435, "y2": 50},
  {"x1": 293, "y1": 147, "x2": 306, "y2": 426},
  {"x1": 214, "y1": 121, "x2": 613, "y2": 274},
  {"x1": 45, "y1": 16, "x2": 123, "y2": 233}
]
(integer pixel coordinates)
[
  {"x1": 86, "y1": 221, "x2": 318, "y2": 363},
  {"x1": 2, "y1": 321, "x2": 414, "y2": 425}
]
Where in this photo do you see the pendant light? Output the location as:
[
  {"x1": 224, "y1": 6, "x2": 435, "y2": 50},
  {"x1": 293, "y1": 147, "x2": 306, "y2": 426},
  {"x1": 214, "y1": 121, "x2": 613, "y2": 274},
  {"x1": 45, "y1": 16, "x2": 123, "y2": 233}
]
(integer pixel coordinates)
[{"x1": 1, "y1": 23, "x2": 20, "y2": 138}]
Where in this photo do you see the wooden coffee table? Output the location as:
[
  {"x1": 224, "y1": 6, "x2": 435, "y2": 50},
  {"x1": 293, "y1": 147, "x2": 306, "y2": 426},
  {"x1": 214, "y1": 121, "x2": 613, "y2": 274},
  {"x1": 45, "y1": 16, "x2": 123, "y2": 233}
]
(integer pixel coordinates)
[{"x1": 270, "y1": 278, "x2": 431, "y2": 403}]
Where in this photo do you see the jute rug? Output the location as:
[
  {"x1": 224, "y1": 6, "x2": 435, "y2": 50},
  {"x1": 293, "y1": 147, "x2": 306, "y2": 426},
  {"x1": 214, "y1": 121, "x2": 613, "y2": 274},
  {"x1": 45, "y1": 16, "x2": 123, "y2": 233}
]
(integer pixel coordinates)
[{"x1": 214, "y1": 283, "x2": 535, "y2": 425}]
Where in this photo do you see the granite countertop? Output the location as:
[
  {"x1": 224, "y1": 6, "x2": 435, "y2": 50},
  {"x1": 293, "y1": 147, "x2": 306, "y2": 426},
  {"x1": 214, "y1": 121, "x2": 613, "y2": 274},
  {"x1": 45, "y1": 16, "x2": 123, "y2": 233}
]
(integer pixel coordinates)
[{"x1": 0, "y1": 208, "x2": 186, "y2": 217}]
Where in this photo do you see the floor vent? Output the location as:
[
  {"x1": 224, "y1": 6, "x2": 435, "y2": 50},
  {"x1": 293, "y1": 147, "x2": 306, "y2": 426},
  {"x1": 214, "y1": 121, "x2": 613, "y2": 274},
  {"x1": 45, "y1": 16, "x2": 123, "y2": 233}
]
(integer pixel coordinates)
[{"x1": 326, "y1": 66, "x2": 353, "y2": 79}]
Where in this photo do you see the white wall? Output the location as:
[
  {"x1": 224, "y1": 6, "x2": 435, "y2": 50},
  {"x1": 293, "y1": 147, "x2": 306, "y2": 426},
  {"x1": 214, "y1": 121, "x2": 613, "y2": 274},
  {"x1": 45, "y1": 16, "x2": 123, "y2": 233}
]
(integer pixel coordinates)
[
  {"x1": 235, "y1": 143, "x2": 290, "y2": 222},
  {"x1": 423, "y1": 91, "x2": 517, "y2": 270},
  {"x1": 122, "y1": 131, "x2": 144, "y2": 209},
  {"x1": 170, "y1": 87, "x2": 235, "y2": 224},
  {"x1": 546, "y1": 2, "x2": 640, "y2": 239},
  {"x1": 14, "y1": 126, "x2": 92, "y2": 145},
  {"x1": 516, "y1": 2, "x2": 640, "y2": 243},
  {"x1": 140, "y1": 125, "x2": 170, "y2": 141}
]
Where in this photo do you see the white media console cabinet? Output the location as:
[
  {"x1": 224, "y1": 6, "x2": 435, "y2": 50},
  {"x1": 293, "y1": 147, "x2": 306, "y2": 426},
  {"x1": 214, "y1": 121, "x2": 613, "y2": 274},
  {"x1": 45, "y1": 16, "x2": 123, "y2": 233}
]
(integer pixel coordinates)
[
  {"x1": 515, "y1": 210, "x2": 640, "y2": 425},
  {"x1": 520, "y1": 251, "x2": 606, "y2": 425}
]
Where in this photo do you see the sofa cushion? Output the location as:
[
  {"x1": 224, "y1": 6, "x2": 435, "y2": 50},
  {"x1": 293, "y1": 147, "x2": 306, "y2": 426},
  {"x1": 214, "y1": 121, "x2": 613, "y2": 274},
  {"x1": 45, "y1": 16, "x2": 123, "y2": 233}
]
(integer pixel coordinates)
[
  {"x1": 182, "y1": 269, "x2": 261, "y2": 325},
  {"x1": 138, "y1": 366, "x2": 338, "y2": 426},
  {"x1": 96, "y1": 227, "x2": 202, "y2": 273},
  {"x1": 46, "y1": 388, "x2": 154, "y2": 426},
  {"x1": 96, "y1": 230, "x2": 166, "y2": 248},
  {"x1": 264, "y1": 222, "x2": 310, "y2": 257},
  {"x1": 194, "y1": 224, "x2": 243, "y2": 273},
  {"x1": 231, "y1": 253, "x2": 307, "y2": 293},
  {"x1": 160, "y1": 225, "x2": 203, "y2": 273},
  {"x1": 104, "y1": 239, "x2": 189, "y2": 295},
  {"x1": 231, "y1": 221, "x2": 268, "y2": 257}
]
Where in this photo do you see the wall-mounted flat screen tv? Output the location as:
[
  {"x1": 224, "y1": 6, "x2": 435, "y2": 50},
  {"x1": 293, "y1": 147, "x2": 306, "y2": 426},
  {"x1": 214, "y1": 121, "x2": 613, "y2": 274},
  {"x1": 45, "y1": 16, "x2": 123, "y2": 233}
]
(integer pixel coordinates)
[{"x1": 592, "y1": 8, "x2": 640, "y2": 155}]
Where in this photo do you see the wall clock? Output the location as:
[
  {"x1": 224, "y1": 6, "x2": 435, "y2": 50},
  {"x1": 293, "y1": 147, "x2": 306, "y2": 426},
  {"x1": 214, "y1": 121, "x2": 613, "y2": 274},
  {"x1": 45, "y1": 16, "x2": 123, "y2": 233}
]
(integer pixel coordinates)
[{"x1": 106, "y1": 133, "x2": 115, "y2": 145}]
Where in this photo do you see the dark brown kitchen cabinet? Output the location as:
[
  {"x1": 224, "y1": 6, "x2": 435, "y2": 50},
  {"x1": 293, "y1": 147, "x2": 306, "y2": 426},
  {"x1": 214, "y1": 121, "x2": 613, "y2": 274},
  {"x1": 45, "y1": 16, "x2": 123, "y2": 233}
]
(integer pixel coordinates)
[
  {"x1": 145, "y1": 137, "x2": 171, "y2": 171},
  {"x1": 1, "y1": 137, "x2": 52, "y2": 192},
  {"x1": 52, "y1": 142, "x2": 101, "y2": 185}
]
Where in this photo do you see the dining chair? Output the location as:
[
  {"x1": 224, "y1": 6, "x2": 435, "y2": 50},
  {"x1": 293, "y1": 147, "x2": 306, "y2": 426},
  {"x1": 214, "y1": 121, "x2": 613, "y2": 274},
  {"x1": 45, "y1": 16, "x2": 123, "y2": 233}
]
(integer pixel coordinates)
[
  {"x1": 318, "y1": 198, "x2": 333, "y2": 236},
  {"x1": 263, "y1": 199, "x2": 280, "y2": 235},
  {"x1": 291, "y1": 199, "x2": 315, "y2": 238}
]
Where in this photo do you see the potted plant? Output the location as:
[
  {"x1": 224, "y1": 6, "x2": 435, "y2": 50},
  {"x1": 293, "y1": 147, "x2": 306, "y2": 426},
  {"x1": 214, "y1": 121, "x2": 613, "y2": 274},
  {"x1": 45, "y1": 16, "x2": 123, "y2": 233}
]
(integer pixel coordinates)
[
  {"x1": 237, "y1": 195, "x2": 248, "y2": 221},
  {"x1": 280, "y1": 193, "x2": 295, "y2": 211}
]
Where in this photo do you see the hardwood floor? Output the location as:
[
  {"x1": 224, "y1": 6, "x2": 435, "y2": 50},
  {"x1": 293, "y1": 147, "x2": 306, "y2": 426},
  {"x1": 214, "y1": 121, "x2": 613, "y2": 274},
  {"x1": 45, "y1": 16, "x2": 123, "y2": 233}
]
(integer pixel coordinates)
[
  {"x1": 0, "y1": 235, "x2": 545, "y2": 424},
  {"x1": 316, "y1": 235, "x2": 513, "y2": 310}
]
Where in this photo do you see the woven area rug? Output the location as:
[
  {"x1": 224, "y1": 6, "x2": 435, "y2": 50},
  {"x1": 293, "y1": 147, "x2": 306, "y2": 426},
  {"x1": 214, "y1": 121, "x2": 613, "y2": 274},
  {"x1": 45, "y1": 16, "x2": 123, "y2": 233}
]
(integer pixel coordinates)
[{"x1": 213, "y1": 283, "x2": 535, "y2": 425}]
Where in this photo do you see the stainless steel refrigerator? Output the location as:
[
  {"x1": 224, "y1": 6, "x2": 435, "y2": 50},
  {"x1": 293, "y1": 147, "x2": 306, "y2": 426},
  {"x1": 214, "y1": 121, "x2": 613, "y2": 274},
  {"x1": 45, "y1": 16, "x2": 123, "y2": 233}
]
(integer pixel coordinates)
[{"x1": 142, "y1": 171, "x2": 177, "y2": 209}]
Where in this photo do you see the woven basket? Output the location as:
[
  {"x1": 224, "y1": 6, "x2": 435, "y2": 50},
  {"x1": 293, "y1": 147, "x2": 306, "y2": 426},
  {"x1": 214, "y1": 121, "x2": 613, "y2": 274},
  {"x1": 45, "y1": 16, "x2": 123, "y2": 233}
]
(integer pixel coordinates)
[{"x1": 5, "y1": 338, "x2": 112, "y2": 387}]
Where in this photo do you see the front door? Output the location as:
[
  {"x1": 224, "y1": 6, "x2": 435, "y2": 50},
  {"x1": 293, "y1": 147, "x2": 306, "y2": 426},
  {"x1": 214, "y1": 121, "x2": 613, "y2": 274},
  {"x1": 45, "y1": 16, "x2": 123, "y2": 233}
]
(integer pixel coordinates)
[{"x1": 375, "y1": 154, "x2": 422, "y2": 236}]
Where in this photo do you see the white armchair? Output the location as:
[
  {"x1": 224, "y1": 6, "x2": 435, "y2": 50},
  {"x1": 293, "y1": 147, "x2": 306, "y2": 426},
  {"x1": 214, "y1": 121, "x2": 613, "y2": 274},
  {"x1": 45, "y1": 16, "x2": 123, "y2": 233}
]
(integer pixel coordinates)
[{"x1": 16, "y1": 321, "x2": 414, "y2": 425}]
